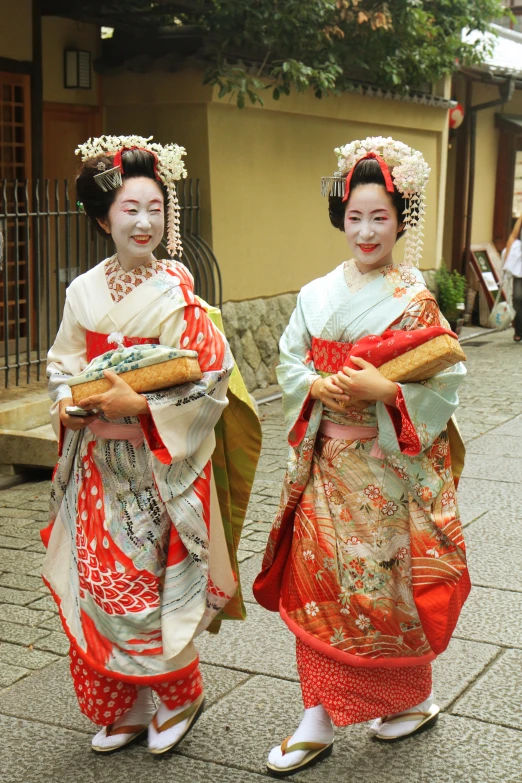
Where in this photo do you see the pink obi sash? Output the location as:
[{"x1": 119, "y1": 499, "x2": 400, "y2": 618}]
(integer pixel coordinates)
[
  {"x1": 86, "y1": 330, "x2": 159, "y2": 363},
  {"x1": 319, "y1": 420, "x2": 384, "y2": 459},
  {"x1": 88, "y1": 419, "x2": 144, "y2": 450}
]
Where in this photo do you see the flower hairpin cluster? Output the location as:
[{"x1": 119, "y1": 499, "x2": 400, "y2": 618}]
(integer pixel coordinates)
[
  {"x1": 75, "y1": 135, "x2": 187, "y2": 259},
  {"x1": 322, "y1": 136, "x2": 431, "y2": 267}
]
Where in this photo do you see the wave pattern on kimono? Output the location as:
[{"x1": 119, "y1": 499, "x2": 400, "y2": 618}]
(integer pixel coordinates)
[
  {"x1": 254, "y1": 261, "x2": 470, "y2": 667},
  {"x1": 44, "y1": 256, "x2": 248, "y2": 684}
]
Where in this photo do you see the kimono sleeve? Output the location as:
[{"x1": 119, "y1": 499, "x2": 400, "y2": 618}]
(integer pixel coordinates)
[
  {"x1": 376, "y1": 295, "x2": 466, "y2": 456},
  {"x1": 140, "y1": 289, "x2": 233, "y2": 465},
  {"x1": 276, "y1": 292, "x2": 321, "y2": 446},
  {"x1": 46, "y1": 288, "x2": 87, "y2": 437}
]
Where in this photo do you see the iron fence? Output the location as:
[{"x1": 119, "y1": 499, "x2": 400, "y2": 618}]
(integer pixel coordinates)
[{"x1": 0, "y1": 178, "x2": 221, "y2": 388}]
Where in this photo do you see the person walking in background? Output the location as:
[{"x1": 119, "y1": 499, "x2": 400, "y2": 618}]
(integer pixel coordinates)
[{"x1": 503, "y1": 214, "x2": 522, "y2": 342}]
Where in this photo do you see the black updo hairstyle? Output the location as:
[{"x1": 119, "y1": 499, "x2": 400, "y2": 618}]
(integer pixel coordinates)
[
  {"x1": 328, "y1": 158, "x2": 407, "y2": 240},
  {"x1": 76, "y1": 149, "x2": 168, "y2": 239}
]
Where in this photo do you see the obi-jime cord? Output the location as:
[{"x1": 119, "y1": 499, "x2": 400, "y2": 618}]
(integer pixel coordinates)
[
  {"x1": 42, "y1": 136, "x2": 261, "y2": 754},
  {"x1": 254, "y1": 137, "x2": 469, "y2": 777}
]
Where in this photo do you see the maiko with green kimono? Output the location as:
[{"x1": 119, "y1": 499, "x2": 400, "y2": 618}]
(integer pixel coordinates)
[{"x1": 254, "y1": 137, "x2": 470, "y2": 777}]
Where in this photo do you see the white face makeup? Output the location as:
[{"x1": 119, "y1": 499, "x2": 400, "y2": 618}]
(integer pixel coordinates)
[
  {"x1": 343, "y1": 183, "x2": 401, "y2": 273},
  {"x1": 98, "y1": 177, "x2": 165, "y2": 271}
]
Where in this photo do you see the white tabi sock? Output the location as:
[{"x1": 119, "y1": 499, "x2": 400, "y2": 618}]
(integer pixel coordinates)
[
  {"x1": 369, "y1": 692, "x2": 435, "y2": 739},
  {"x1": 148, "y1": 695, "x2": 201, "y2": 752},
  {"x1": 91, "y1": 687, "x2": 155, "y2": 750},
  {"x1": 267, "y1": 705, "x2": 334, "y2": 771}
]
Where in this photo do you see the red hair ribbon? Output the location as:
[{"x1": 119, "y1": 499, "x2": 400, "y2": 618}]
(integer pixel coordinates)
[
  {"x1": 342, "y1": 150, "x2": 394, "y2": 202},
  {"x1": 113, "y1": 146, "x2": 161, "y2": 182}
]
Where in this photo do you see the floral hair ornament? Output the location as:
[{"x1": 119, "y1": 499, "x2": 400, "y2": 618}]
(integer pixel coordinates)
[
  {"x1": 75, "y1": 134, "x2": 187, "y2": 259},
  {"x1": 321, "y1": 136, "x2": 430, "y2": 266}
]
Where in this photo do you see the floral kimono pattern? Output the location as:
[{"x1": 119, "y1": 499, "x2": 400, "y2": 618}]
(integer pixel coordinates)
[{"x1": 254, "y1": 261, "x2": 470, "y2": 672}]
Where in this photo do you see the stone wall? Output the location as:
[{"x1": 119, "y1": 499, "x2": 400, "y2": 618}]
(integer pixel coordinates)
[{"x1": 221, "y1": 293, "x2": 297, "y2": 392}]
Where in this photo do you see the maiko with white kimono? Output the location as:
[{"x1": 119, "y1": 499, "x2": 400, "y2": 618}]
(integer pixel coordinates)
[
  {"x1": 43, "y1": 135, "x2": 261, "y2": 754},
  {"x1": 254, "y1": 137, "x2": 470, "y2": 777}
]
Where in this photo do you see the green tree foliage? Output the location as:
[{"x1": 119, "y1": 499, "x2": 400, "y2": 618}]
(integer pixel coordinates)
[
  {"x1": 68, "y1": 0, "x2": 506, "y2": 105},
  {"x1": 195, "y1": 0, "x2": 505, "y2": 104}
]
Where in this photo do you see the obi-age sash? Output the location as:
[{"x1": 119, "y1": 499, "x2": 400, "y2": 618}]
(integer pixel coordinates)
[{"x1": 309, "y1": 326, "x2": 457, "y2": 374}]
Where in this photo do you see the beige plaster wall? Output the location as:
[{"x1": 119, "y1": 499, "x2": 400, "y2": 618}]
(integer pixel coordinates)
[
  {"x1": 102, "y1": 69, "x2": 448, "y2": 302},
  {"x1": 0, "y1": 0, "x2": 32, "y2": 61},
  {"x1": 42, "y1": 17, "x2": 100, "y2": 105},
  {"x1": 207, "y1": 96, "x2": 445, "y2": 300},
  {"x1": 468, "y1": 82, "x2": 522, "y2": 246}
]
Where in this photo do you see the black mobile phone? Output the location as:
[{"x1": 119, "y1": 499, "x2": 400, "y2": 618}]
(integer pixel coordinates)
[{"x1": 65, "y1": 405, "x2": 91, "y2": 418}]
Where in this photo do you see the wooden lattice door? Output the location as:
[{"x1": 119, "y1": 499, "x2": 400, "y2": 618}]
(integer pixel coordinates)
[{"x1": 0, "y1": 71, "x2": 31, "y2": 350}]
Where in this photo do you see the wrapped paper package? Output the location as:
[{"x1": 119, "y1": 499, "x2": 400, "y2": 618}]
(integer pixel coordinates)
[{"x1": 67, "y1": 343, "x2": 202, "y2": 406}]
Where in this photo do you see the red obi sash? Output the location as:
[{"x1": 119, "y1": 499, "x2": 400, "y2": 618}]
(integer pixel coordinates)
[
  {"x1": 86, "y1": 331, "x2": 159, "y2": 362},
  {"x1": 310, "y1": 326, "x2": 456, "y2": 375}
]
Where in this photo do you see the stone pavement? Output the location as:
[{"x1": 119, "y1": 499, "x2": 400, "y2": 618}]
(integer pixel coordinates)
[{"x1": 1, "y1": 329, "x2": 521, "y2": 783}]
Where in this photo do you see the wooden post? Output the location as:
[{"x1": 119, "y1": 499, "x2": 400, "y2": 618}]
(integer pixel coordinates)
[
  {"x1": 31, "y1": 0, "x2": 43, "y2": 184},
  {"x1": 451, "y1": 78, "x2": 472, "y2": 274}
]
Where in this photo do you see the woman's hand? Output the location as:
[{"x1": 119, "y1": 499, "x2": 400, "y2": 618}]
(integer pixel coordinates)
[
  {"x1": 80, "y1": 370, "x2": 149, "y2": 421},
  {"x1": 336, "y1": 357, "x2": 398, "y2": 407},
  {"x1": 310, "y1": 375, "x2": 349, "y2": 413},
  {"x1": 59, "y1": 398, "x2": 99, "y2": 431}
]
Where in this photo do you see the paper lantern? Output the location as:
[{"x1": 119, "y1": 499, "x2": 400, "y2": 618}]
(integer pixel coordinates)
[{"x1": 449, "y1": 103, "x2": 464, "y2": 130}]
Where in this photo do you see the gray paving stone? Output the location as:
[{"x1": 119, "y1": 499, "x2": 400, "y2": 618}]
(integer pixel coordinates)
[
  {"x1": 0, "y1": 572, "x2": 44, "y2": 592},
  {"x1": 237, "y1": 550, "x2": 257, "y2": 563},
  {"x1": 0, "y1": 522, "x2": 44, "y2": 540},
  {"x1": 26, "y1": 595, "x2": 57, "y2": 613},
  {"x1": 0, "y1": 548, "x2": 43, "y2": 574},
  {"x1": 238, "y1": 539, "x2": 267, "y2": 553},
  {"x1": 27, "y1": 567, "x2": 44, "y2": 578},
  {"x1": 24, "y1": 541, "x2": 47, "y2": 553},
  {"x1": 177, "y1": 674, "x2": 522, "y2": 782},
  {"x1": 466, "y1": 433, "x2": 522, "y2": 458},
  {"x1": 0, "y1": 604, "x2": 54, "y2": 627},
  {"x1": 0, "y1": 534, "x2": 32, "y2": 549},
  {"x1": 0, "y1": 586, "x2": 43, "y2": 606},
  {"x1": 465, "y1": 510, "x2": 522, "y2": 549},
  {"x1": 454, "y1": 586, "x2": 522, "y2": 649},
  {"x1": 197, "y1": 602, "x2": 298, "y2": 680},
  {"x1": 460, "y1": 455, "x2": 522, "y2": 484},
  {"x1": 37, "y1": 615, "x2": 64, "y2": 632},
  {"x1": 0, "y1": 621, "x2": 50, "y2": 646},
  {"x1": 0, "y1": 642, "x2": 58, "y2": 670},
  {"x1": 0, "y1": 714, "x2": 266, "y2": 783},
  {"x1": 457, "y1": 476, "x2": 522, "y2": 519},
  {"x1": 0, "y1": 507, "x2": 48, "y2": 521},
  {"x1": 0, "y1": 662, "x2": 29, "y2": 687},
  {"x1": 33, "y1": 632, "x2": 69, "y2": 655},
  {"x1": 493, "y1": 414, "x2": 522, "y2": 437},
  {"x1": 457, "y1": 502, "x2": 488, "y2": 528},
  {"x1": 452, "y1": 648, "x2": 522, "y2": 731},
  {"x1": 452, "y1": 650, "x2": 522, "y2": 730},
  {"x1": 433, "y1": 638, "x2": 501, "y2": 709},
  {"x1": 200, "y1": 662, "x2": 252, "y2": 708},
  {"x1": 239, "y1": 553, "x2": 263, "y2": 604},
  {"x1": 466, "y1": 535, "x2": 522, "y2": 593}
]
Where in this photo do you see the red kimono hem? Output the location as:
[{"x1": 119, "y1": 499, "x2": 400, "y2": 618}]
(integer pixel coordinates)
[
  {"x1": 280, "y1": 603, "x2": 436, "y2": 669},
  {"x1": 42, "y1": 575, "x2": 200, "y2": 685}
]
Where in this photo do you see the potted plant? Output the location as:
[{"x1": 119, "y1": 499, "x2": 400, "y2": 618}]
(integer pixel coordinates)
[{"x1": 435, "y1": 262, "x2": 467, "y2": 334}]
